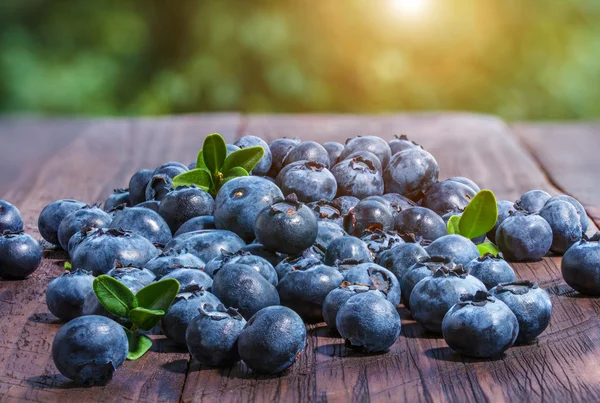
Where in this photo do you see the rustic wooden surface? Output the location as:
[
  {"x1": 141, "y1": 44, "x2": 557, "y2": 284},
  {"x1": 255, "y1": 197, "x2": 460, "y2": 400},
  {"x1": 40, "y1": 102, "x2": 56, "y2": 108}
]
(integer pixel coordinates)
[{"x1": 0, "y1": 113, "x2": 599, "y2": 403}]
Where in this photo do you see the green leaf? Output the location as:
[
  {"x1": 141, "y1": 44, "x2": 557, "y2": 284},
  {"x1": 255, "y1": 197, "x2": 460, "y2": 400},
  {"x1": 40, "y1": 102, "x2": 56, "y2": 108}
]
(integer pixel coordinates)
[
  {"x1": 135, "y1": 278, "x2": 180, "y2": 312},
  {"x1": 202, "y1": 133, "x2": 227, "y2": 176},
  {"x1": 221, "y1": 167, "x2": 249, "y2": 187},
  {"x1": 446, "y1": 215, "x2": 461, "y2": 234},
  {"x1": 172, "y1": 168, "x2": 212, "y2": 190},
  {"x1": 458, "y1": 189, "x2": 498, "y2": 239},
  {"x1": 123, "y1": 327, "x2": 153, "y2": 361},
  {"x1": 195, "y1": 149, "x2": 207, "y2": 171},
  {"x1": 477, "y1": 242, "x2": 501, "y2": 256},
  {"x1": 128, "y1": 307, "x2": 165, "y2": 331},
  {"x1": 93, "y1": 275, "x2": 138, "y2": 318},
  {"x1": 221, "y1": 146, "x2": 265, "y2": 175},
  {"x1": 64, "y1": 261, "x2": 72, "y2": 271}
]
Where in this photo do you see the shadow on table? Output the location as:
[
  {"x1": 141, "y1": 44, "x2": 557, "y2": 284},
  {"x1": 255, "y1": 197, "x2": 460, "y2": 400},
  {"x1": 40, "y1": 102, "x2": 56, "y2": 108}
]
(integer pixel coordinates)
[
  {"x1": 26, "y1": 374, "x2": 81, "y2": 390},
  {"x1": 28, "y1": 312, "x2": 62, "y2": 325},
  {"x1": 425, "y1": 347, "x2": 507, "y2": 363}
]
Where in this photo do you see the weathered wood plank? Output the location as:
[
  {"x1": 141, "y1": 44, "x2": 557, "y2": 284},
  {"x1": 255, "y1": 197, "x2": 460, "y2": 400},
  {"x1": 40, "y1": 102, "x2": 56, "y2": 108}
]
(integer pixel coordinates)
[
  {"x1": 512, "y1": 122, "x2": 600, "y2": 228},
  {"x1": 181, "y1": 113, "x2": 600, "y2": 403},
  {"x1": 0, "y1": 114, "x2": 241, "y2": 403}
]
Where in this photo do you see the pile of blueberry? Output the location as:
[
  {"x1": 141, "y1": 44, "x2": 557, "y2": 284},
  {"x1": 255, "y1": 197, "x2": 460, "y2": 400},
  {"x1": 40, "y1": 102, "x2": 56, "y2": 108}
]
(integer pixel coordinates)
[{"x1": 0, "y1": 133, "x2": 597, "y2": 387}]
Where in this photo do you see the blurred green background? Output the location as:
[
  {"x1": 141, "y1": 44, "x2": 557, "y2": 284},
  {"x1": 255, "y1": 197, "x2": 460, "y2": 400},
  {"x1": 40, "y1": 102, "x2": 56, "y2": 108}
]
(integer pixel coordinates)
[{"x1": 1, "y1": 0, "x2": 599, "y2": 119}]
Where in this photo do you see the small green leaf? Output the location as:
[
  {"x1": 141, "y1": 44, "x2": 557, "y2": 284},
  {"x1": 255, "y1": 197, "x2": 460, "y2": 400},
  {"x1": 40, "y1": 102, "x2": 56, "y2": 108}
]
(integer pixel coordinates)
[
  {"x1": 477, "y1": 242, "x2": 501, "y2": 256},
  {"x1": 446, "y1": 215, "x2": 461, "y2": 234},
  {"x1": 196, "y1": 150, "x2": 207, "y2": 171},
  {"x1": 123, "y1": 327, "x2": 153, "y2": 361},
  {"x1": 135, "y1": 278, "x2": 180, "y2": 312},
  {"x1": 129, "y1": 307, "x2": 165, "y2": 331},
  {"x1": 64, "y1": 261, "x2": 72, "y2": 271},
  {"x1": 202, "y1": 133, "x2": 227, "y2": 176},
  {"x1": 221, "y1": 146, "x2": 265, "y2": 175},
  {"x1": 172, "y1": 168, "x2": 213, "y2": 190},
  {"x1": 459, "y1": 190, "x2": 498, "y2": 239},
  {"x1": 224, "y1": 166, "x2": 249, "y2": 178},
  {"x1": 93, "y1": 275, "x2": 138, "y2": 318}
]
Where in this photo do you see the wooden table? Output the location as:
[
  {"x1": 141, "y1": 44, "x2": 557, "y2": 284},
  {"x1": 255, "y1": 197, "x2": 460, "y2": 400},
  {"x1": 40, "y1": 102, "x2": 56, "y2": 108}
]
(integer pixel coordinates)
[{"x1": 0, "y1": 113, "x2": 599, "y2": 403}]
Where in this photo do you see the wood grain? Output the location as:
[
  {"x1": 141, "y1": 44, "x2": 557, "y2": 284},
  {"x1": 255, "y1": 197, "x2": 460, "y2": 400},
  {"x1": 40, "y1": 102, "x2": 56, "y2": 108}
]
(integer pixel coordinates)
[
  {"x1": 512, "y1": 122, "x2": 600, "y2": 228},
  {"x1": 0, "y1": 114, "x2": 241, "y2": 403}
]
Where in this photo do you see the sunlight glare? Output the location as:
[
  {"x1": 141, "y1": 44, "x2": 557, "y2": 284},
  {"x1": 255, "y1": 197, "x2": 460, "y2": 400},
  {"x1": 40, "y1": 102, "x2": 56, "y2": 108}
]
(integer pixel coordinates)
[{"x1": 390, "y1": 0, "x2": 429, "y2": 17}]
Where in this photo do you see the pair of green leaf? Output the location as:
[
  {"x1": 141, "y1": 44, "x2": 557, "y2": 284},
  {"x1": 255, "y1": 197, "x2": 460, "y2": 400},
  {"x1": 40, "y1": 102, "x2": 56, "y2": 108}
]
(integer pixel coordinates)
[
  {"x1": 172, "y1": 133, "x2": 264, "y2": 194},
  {"x1": 446, "y1": 189, "x2": 501, "y2": 256},
  {"x1": 93, "y1": 275, "x2": 180, "y2": 360}
]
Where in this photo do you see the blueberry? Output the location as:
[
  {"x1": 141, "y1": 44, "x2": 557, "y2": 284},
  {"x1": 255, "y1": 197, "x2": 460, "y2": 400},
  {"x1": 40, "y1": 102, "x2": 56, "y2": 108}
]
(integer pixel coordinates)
[
  {"x1": 0, "y1": 200, "x2": 24, "y2": 233},
  {"x1": 153, "y1": 161, "x2": 189, "y2": 177},
  {"x1": 336, "y1": 291, "x2": 400, "y2": 353},
  {"x1": 539, "y1": 200, "x2": 582, "y2": 254},
  {"x1": 342, "y1": 151, "x2": 383, "y2": 173},
  {"x1": 137, "y1": 200, "x2": 161, "y2": 213},
  {"x1": 159, "y1": 186, "x2": 215, "y2": 233},
  {"x1": 52, "y1": 315, "x2": 128, "y2": 386},
  {"x1": 381, "y1": 193, "x2": 417, "y2": 215},
  {"x1": 0, "y1": 232, "x2": 42, "y2": 279},
  {"x1": 546, "y1": 194, "x2": 588, "y2": 233},
  {"x1": 174, "y1": 216, "x2": 216, "y2": 237},
  {"x1": 465, "y1": 253, "x2": 516, "y2": 289},
  {"x1": 409, "y1": 264, "x2": 486, "y2": 333},
  {"x1": 226, "y1": 144, "x2": 241, "y2": 155},
  {"x1": 205, "y1": 250, "x2": 278, "y2": 285},
  {"x1": 186, "y1": 303, "x2": 247, "y2": 367},
  {"x1": 325, "y1": 236, "x2": 373, "y2": 265},
  {"x1": 165, "y1": 230, "x2": 245, "y2": 263},
  {"x1": 128, "y1": 169, "x2": 154, "y2": 206},
  {"x1": 104, "y1": 188, "x2": 130, "y2": 212},
  {"x1": 57, "y1": 205, "x2": 112, "y2": 250},
  {"x1": 361, "y1": 229, "x2": 404, "y2": 258},
  {"x1": 383, "y1": 148, "x2": 439, "y2": 201},
  {"x1": 333, "y1": 195, "x2": 360, "y2": 216},
  {"x1": 161, "y1": 289, "x2": 221, "y2": 345},
  {"x1": 400, "y1": 255, "x2": 452, "y2": 309},
  {"x1": 109, "y1": 206, "x2": 172, "y2": 246},
  {"x1": 446, "y1": 176, "x2": 480, "y2": 193},
  {"x1": 394, "y1": 206, "x2": 447, "y2": 241},
  {"x1": 267, "y1": 137, "x2": 301, "y2": 177},
  {"x1": 376, "y1": 242, "x2": 429, "y2": 287},
  {"x1": 307, "y1": 199, "x2": 344, "y2": 227},
  {"x1": 145, "y1": 174, "x2": 174, "y2": 202},
  {"x1": 275, "y1": 249, "x2": 324, "y2": 280},
  {"x1": 322, "y1": 282, "x2": 376, "y2": 329},
  {"x1": 487, "y1": 200, "x2": 515, "y2": 243},
  {"x1": 561, "y1": 240, "x2": 600, "y2": 295},
  {"x1": 145, "y1": 249, "x2": 205, "y2": 278},
  {"x1": 106, "y1": 264, "x2": 156, "y2": 286},
  {"x1": 343, "y1": 262, "x2": 401, "y2": 306},
  {"x1": 46, "y1": 269, "x2": 94, "y2": 322},
  {"x1": 344, "y1": 198, "x2": 394, "y2": 236},
  {"x1": 425, "y1": 234, "x2": 480, "y2": 265},
  {"x1": 442, "y1": 291, "x2": 519, "y2": 358},
  {"x1": 283, "y1": 141, "x2": 330, "y2": 168},
  {"x1": 495, "y1": 212, "x2": 552, "y2": 261},
  {"x1": 239, "y1": 243, "x2": 286, "y2": 267},
  {"x1": 340, "y1": 136, "x2": 392, "y2": 169},
  {"x1": 276, "y1": 160, "x2": 308, "y2": 188},
  {"x1": 516, "y1": 190, "x2": 551, "y2": 214},
  {"x1": 255, "y1": 194, "x2": 318, "y2": 255},
  {"x1": 212, "y1": 263, "x2": 280, "y2": 319},
  {"x1": 234, "y1": 135, "x2": 272, "y2": 176},
  {"x1": 277, "y1": 264, "x2": 344, "y2": 322},
  {"x1": 422, "y1": 179, "x2": 477, "y2": 215},
  {"x1": 490, "y1": 280, "x2": 552, "y2": 344},
  {"x1": 71, "y1": 228, "x2": 158, "y2": 276},
  {"x1": 388, "y1": 134, "x2": 420, "y2": 155},
  {"x1": 237, "y1": 306, "x2": 306, "y2": 374},
  {"x1": 331, "y1": 155, "x2": 384, "y2": 199},
  {"x1": 214, "y1": 176, "x2": 283, "y2": 242},
  {"x1": 323, "y1": 141, "x2": 344, "y2": 168},
  {"x1": 281, "y1": 161, "x2": 337, "y2": 202},
  {"x1": 38, "y1": 199, "x2": 87, "y2": 246},
  {"x1": 162, "y1": 268, "x2": 213, "y2": 290},
  {"x1": 68, "y1": 227, "x2": 102, "y2": 256},
  {"x1": 316, "y1": 221, "x2": 347, "y2": 250}
]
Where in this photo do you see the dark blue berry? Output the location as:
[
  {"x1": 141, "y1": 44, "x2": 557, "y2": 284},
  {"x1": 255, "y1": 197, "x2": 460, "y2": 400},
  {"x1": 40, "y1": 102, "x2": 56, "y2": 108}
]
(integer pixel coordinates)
[
  {"x1": 383, "y1": 148, "x2": 439, "y2": 201},
  {"x1": 400, "y1": 255, "x2": 452, "y2": 309},
  {"x1": 0, "y1": 232, "x2": 42, "y2": 279},
  {"x1": 388, "y1": 134, "x2": 420, "y2": 155},
  {"x1": 283, "y1": 141, "x2": 330, "y2": 168},
  {"x1": 205, "y1": 250, "x2": 277, "y2": 285},
  {"x1": 316, "y1": 221, "x2": 347, "y2": 250},
  {"x1": 344, "y1": 198, "x2": 394, "y2": 236},
  {"x1": 425, "y1": 234, "x2": 479, "y2": 265},
  {"x1": 38, "y1": 199, "x2": 87, "y2": 246},
  {"x1": 0, "y1": 200, "x2": 24, "y2": 233},
  {"x1": 173, "y1": 216, "x2": 216, "y2": 237},
  {"x1": 104, "y1": 188, "x2": 130, "y2": 212},
  {"x1": 376, "y1": 242, "x2": 429, "y2": 287},
  {"x1": 322, "y1": 282, "x2": 376, "y2": 330},
  {"x1": 165, "y1": 229, "x2": 245, "y2": 263},
  {"x1": 487, "y1": 200, "x2": 515, "y2": 243},
  {"x1": 110, "y1": 206, "x2": 172, "y2": 246},
  {"x1": 394, "y1": 206, "x2": 447, "y2": 241},
  {"x1": 57, "y1": 205, "x2": 112, "y2": 250},
  {"x1": 268, "y1": 138, "x2": 301, "y2": 177},
  {"x1": 325, "y1": 236, "x2": 373, "y2": 266},
  {"x1": 46, "y1": 269, "x2": 94, "y2": 321},
  {"x1": 516, "y1": 190, "x2": 551, "y2": 214},
  {"x1": 161, "y1": 268, "x2": 213, "y2": 291},
  {"x1": 361, "y1": 229, "x2": 404, "y2": 258},
  {"x1": 343, "y1": 262, "x2": 401, "y2": 306},
  {"x1": 144, "y1": 249, "x2": 205, "y2": 278},
  {"x1": 561, "y1": 240, "x2": 600, "y2": 295},
  {"x1": 546, "y1": 194, "x2": 588, "y2": 233},
  {"x1": 323, "y1": 141, "x2": 344, "y2": 168},
  {"x1": 106, "y1": 264, "x2": 156, "y2": 286},
  {"x1": 465, "y1": 253, "x2": 516, "y2": 289},
  {"x1": 495, "y1": 212, "x2": 552, "y2": 261},
  {"x1": 340, "y1": 136, "x2": 392, "y2": 169},
  {"x1": 281, "y1": 161, "x2": 337, "y2": 202},
  {"x1": 159, "y1": 186, "x2": 215, "y2": 233},
  {"x1": 422, "y1": 179, "x2": 476, "y2": 215},
  {"x1": 128, "y1": 169, "x2": 154, "y2": 206},
  {"x1": 539, "y1": 200, "x2": 582, "y2": 254},
  {"x1": 331, "y1": 155, "x2": 384, "y2": 199},
  {"x1": 234, "y1": 135, "x2": 272, "y2": 176}
]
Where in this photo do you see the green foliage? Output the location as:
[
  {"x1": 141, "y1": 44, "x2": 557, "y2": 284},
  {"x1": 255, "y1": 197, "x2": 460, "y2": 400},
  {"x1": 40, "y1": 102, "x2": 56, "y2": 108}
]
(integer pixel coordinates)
[
  {"x1": 1, "y1": 1, "x2": 599, "y2": 119},
  {"x1": 63, "y1": 261, "x2": 72, "y2": 271},
  {"x1": 477, "y1": 242, "x2": 501, "y2": 256},
  {"x1": 173, "y1": 133, "x2": 263, "y2": 195},
  {"x1": 93, "y1": 275, "x2": 180, "y2": 360},
  {"x1": 446, "y1": 215, "x2": 461, "y2": 235}
]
